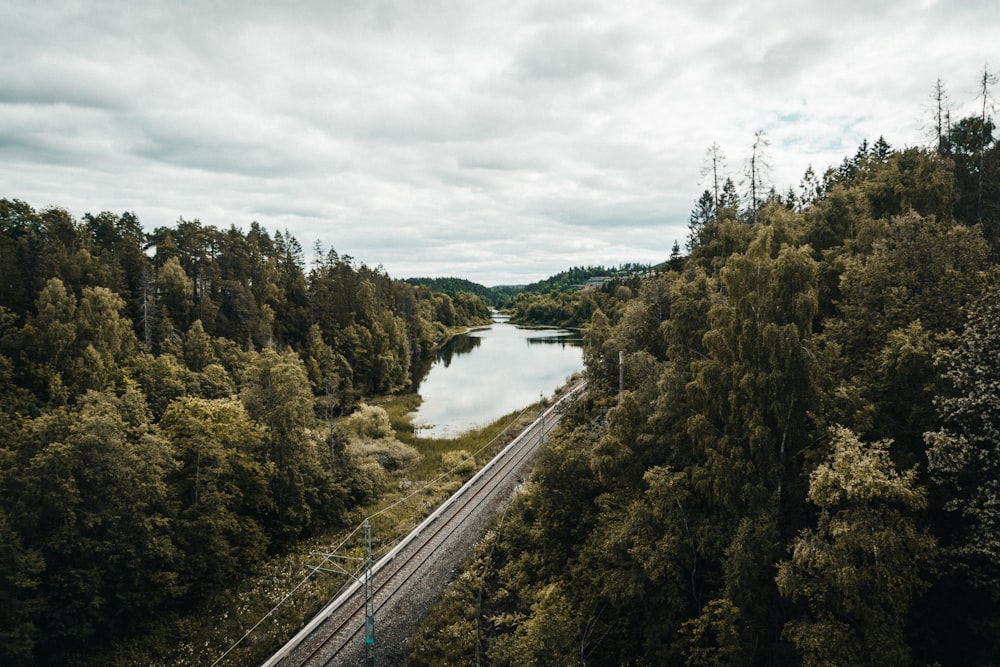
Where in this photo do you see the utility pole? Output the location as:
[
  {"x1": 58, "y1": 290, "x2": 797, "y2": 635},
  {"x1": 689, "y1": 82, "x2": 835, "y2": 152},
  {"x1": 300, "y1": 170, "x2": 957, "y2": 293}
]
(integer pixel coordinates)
[
  {"x1": 363, "y1": 520, "x2": 375, "y2": 666},
  {"x1": 538, "y1": 392, "x2": 545, "y2": 444},
  {"x1": 619, "y1": 351, "x2": 625, "y2": 402},
  {"x1": 310, "y1": 518, "x2": 375, "y2": 665}
]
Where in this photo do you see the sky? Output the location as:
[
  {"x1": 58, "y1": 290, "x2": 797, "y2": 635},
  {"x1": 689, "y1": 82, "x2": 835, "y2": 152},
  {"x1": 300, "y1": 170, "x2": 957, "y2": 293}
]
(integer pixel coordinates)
[{"x1": 1, "y1": 1, "x2": 997, "y2": 286}]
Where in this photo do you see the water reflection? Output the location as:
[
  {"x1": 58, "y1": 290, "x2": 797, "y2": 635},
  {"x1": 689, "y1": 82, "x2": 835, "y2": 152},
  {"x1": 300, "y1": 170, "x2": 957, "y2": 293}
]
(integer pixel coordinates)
[
  {"x1": 410, "y1": 323, "x2": 583, "y2": 439},
  {"x1": 434, "y1": 330, "x2": 483, "y2": 367},
  {"x1": 526, "y1": 334, "x2": 582, "y2": 346}
]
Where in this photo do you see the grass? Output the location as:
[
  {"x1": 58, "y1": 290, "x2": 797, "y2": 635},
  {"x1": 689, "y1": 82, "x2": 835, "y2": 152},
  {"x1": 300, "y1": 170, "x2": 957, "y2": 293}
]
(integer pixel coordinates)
[
  {"x1": 77, "y1": 391, "x2": 550, "y2": 667},
  {"x1": 375, "y1": 392, "x2": 543, "y2": 477}
]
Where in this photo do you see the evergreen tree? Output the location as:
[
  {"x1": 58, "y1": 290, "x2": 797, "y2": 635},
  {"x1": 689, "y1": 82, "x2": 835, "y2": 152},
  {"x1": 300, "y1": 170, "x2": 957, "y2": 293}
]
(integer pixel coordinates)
[
  {"x1": 798, "y1": 164, "x2": 822, "y2": 210},
  {"x1": 688, "y1": 190, "x2": 716, "y2": 251},
  {"x1": 719, "y1": 177, "x2": 740, "y2": 216}
]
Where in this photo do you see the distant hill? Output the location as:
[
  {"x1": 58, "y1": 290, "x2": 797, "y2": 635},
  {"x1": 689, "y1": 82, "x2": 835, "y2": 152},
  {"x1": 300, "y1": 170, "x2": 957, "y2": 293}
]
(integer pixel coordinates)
[
  {"x1": 494, "y1": 263, "x2": 654, "y2": 297},
  {"x1": 406, "y1": 264, "x2": 657, "y2": 308},
  {"x1": 402, "y1": 276, "x2": 500, "y2": 306}
]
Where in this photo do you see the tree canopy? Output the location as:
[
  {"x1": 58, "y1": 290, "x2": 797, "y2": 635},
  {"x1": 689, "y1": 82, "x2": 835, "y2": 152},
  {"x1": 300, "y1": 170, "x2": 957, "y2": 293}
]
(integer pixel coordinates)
[
  {"x1": 411, "y1": 93, "x2": 1000, "y2": 665},
  {"x1": 0, "y1": 208, "x2": 493, "y2": 664}
]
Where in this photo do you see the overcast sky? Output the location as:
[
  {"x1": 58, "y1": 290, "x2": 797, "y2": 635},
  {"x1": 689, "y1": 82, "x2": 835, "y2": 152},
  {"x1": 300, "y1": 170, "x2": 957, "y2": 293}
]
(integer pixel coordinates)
[{"x1": 2, "y1": 1, "x2": 997, "y2": 285}]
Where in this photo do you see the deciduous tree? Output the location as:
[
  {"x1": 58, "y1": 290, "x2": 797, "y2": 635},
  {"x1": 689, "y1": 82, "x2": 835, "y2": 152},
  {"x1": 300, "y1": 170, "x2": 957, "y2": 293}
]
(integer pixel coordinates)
[
  {"x1": 8, "y1": 388, "x2": 178, "y2": 657},
  {"x1": 241, "y1": 348, "x2": 345, "y2": 543},
  {"x1": 777, "y1": 427, "x2": 935, "y2": 667},
  {"x1": 926, "y1": 286, "x2": 1000, "y2": 594},
  {"x1": 161, "y1": 396, "x2": 270, "y2": 589}
]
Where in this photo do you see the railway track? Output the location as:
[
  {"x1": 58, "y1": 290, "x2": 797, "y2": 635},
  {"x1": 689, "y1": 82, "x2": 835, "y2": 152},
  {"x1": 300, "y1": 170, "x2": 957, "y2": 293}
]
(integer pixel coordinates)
[{"x1": 262, "y1": 381, "x2": 585, "y2": 666}]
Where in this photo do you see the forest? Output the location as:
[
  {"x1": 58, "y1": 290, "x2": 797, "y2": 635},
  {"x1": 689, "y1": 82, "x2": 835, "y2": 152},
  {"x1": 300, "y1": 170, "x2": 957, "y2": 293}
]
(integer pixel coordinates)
[
  {"x1": 405, "y1": 264, "x2": 655, "y2": 315},
  {"x1": 0, "y1": 207, "x2": 491, "y2": 665},
  {"x1": 403, "y1": 276, "x2": 504, "y2": 308},
  {"x1": 408, "y1": 103, "x2": 1000, "y2": 665}
]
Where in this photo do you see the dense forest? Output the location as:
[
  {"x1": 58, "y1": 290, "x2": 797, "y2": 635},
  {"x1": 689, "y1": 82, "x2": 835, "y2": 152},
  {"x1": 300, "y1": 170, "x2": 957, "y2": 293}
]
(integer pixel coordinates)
[
  {"x1": 409, "y1": 103, "x2": 1000, "y2": 664},
  {"x1": 0, "y1": 207, "x2": 491, "y2": 665},
  {"x1": 503, "y1": 275, "x2": 641, "y2": 329},
  {"x1": 405, "y1": 264, "x2": 654, "y2": 315},
  {"x1": 490, "y1": 265, "x2": 653, "y2": 328},
  {"x1": 403, "y1": 276, "x2": 504, "y2": 308},
  {"x1": 506, "y1": 264, "x2": 653, "y2": 295}
]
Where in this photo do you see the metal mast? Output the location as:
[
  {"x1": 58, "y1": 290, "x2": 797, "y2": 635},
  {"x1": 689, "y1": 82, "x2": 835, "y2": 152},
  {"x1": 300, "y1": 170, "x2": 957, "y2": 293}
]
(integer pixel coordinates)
[
  {"x1": 539, "y1": 392, "x2": 546, "y2": 444},
  {"x1": 619, "y1": 350, "x2": 625, "y2": 401},
  {"x1": 364, "y1": 519, "x2": 375, "y2": 666},
  {"x1": 308, "y1": 518, "x2": 376, "y2": 664}
]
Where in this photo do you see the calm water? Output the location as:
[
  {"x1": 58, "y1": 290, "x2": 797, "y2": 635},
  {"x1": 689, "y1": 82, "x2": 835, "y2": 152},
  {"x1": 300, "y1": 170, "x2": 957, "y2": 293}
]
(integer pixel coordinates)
[{"x1": 411, "y1": 323, "x2": 583, "y2": 439}]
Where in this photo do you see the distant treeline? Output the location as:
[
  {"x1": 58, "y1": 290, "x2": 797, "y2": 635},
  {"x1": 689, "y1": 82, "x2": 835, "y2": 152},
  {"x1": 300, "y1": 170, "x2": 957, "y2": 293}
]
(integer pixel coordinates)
[
  {"x1": 407, "y1": 264, "x2": 655, "y2": 324},
  {"x1": 502, "y1": 263, "x2": 653, "y2": 297},
  {"x1": 0, "y1": 204, "x2": 491, "y2": 665},
  {"x1": 410, "y1": 97, "x2": 1000, "y2": 665},
  {"x1": 403, "y1": 276, "x2": 502, "y2": 308}
]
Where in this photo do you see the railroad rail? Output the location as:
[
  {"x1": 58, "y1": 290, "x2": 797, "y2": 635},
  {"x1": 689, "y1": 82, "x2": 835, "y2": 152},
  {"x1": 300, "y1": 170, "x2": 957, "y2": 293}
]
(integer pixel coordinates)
[{"x1": 262, "y1": 381, "x2": 585, "y2": 666}]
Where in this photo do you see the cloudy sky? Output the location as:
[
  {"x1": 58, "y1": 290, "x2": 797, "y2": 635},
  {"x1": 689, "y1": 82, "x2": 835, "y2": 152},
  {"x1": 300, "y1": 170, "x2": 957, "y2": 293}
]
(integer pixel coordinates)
[{"x1": 1, "y1": 1, "x2": 997, "y2": 285}]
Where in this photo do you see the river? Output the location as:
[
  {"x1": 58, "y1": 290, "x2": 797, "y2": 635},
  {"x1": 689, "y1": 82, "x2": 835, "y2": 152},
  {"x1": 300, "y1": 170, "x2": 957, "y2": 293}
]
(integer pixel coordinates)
[{"x1": 410, "y1": 321, "x2": 584, "y2": 439}]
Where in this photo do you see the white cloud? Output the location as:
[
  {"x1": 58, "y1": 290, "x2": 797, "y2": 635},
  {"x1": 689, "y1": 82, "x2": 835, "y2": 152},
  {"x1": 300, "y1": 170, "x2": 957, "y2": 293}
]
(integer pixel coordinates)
[{"x1": 1, "y1": 0, "x2": 998, "y2": 285}]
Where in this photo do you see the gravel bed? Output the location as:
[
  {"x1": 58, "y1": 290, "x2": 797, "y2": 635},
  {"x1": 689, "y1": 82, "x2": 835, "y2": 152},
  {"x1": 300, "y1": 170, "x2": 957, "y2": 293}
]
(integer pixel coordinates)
[{"x1": 335, "y1": 465, "x2": 533, "y2": 666}]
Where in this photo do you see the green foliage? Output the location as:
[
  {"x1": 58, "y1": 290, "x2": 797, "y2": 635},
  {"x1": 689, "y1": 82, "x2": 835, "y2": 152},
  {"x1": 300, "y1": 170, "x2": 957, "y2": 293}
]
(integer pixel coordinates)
[
  {"x1": 157, "y1": 255, "x2": 194, "y2": 333},
  {"x1": 240, "y1": 347, "x2": 339, "y2": 545},
  {"x1": 336, "y1": 403, "x2": 421, "y2": 486},
  {"x1": 677, "y1": 598, "x2": 744, "y2": 667},
  {"x1": 776, "y1": 427, "x2": 935, "y2": 667},
  {"x1": 404, "y1": 275, "x2": 498, "y2": 307},
  {"x1": 508, "y1": 282, "x2": 626, "y2": 329},
  {"x1": 303, "y1": 323, "x2": 353, "y2": 422},
  {"x1": 161, "y1": 396, "x2": 270, "y2": 590},
  {"x1": 0, "y1": 503, "x2": 44, "y2": 665},
  {"x1": 689, "y1": 224, "x2": 821, "y2": 518},
  {"x1": 440, "y1": 449, "x2": 478, "y2": 476},
  {"x1": 0, "y1": 203, "x2": 485, "y2": 664},
  {"x1": 5, "y1": 388, "x2": 179, "y2": 661},
  {"x1": 406, "y1": 565, "x2": 483, "y2": 666},
  {"x1": 823, "y1": 212, "x2": 990, "y2": 462},
  {"x1": 926, "y1": 285, "x2": 1000, "y2": 595},
  {"x1": 947, "y1": 115, "x2": 1000, "y2": 244},
  {"x1": 499, "y1": 264, "x2": 654, "y2": 328},
  {"x1": 688, "y1": 189, "x2": 717, "y2": 251},
  {"x1": 308, "y1": 253, "x2": 483, "y2": 394},
  {"x1": 486, "y1": 583, "x2": 582, "y2": 667},
  {"x1": 453, "y1": 290, "x2": 493, "y2": 323},
  {"x1": 413, "y1": 116, "x2": 1000, "y2": 665}
]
